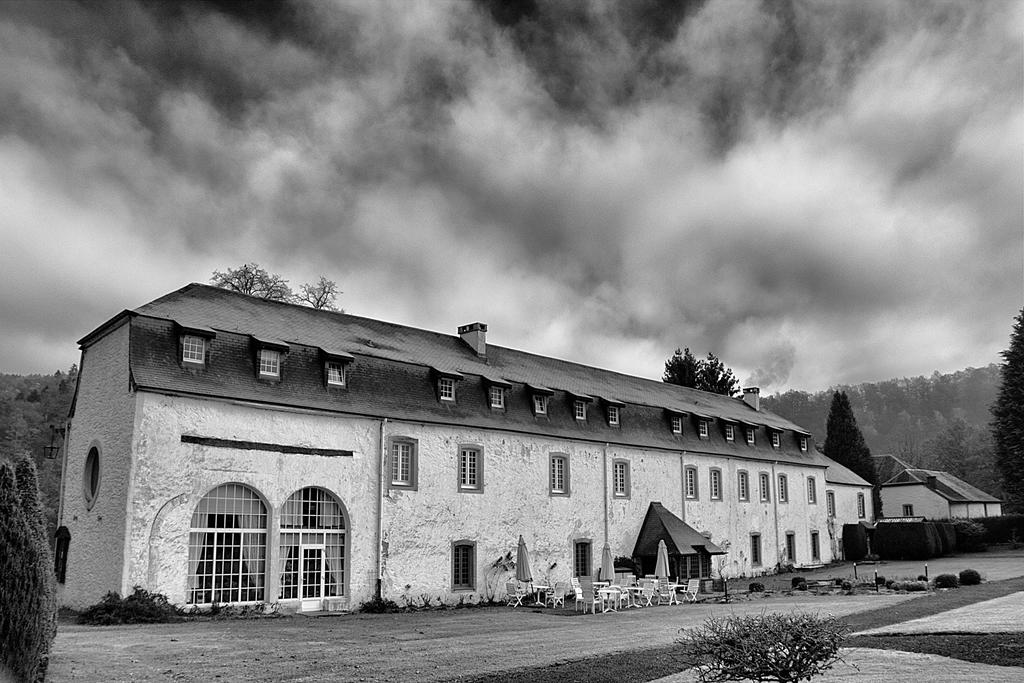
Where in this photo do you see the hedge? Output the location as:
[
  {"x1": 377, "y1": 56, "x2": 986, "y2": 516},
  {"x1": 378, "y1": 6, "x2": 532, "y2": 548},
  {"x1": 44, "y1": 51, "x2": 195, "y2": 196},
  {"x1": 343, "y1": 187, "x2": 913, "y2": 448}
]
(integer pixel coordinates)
[
  {"x1": 975, "y1": 514, "x2": 1024, "y2": 544},
  {"x1": 873, "y1": 520, "x2": 941, "y2": 560},
  {"x1": 934, "y1": 521, "x2": 957, "y2": 555},
  {"x1": 842, "y1": 524, "x2": 869, "y2": 561}
]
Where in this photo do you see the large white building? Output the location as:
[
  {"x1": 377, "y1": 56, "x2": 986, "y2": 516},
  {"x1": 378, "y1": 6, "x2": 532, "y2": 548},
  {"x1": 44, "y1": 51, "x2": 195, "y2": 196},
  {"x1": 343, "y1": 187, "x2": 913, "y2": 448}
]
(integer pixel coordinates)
[{"x1": 56, "y1": 284, "x2": 870, "y2": 611}]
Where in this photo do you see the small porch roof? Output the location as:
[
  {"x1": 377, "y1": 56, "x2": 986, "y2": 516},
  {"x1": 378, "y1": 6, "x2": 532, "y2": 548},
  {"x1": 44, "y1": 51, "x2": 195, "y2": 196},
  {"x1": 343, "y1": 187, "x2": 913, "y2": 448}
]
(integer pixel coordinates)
[{"x1": 632, "y1": 502, "x2": 725, "y2": 557}]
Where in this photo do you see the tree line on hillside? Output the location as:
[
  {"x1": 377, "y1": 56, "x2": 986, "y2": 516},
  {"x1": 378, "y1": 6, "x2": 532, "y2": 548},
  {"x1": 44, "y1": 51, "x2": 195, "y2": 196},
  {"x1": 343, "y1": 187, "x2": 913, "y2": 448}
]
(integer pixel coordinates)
[{"x1": 761, "y1": 364, "x2": 1003, "y2": 498}]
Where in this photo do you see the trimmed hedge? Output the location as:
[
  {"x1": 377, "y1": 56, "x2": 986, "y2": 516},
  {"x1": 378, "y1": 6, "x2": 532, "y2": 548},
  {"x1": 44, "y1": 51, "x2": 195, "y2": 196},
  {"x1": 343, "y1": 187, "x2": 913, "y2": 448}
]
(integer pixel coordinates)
[
  {"x1": 959, "y1": 568, "x2": 982, "y2": 586},
  {"x1": 953, "y1": 519, "x2": 987, "y2": 552},
  {"x1": 0, "y1": 455, "x2": 58, "y2": 682},
  {"x1": 874, "y1": 521, "x2": 941, "y2": 560},
  {"x1": 842, "y1": 524, "x2": 869, "y2": 561},
  {"x1": 934, "y1": 573, "x2": 959, "y2": 589},
  {"x1": 975, "y1": 514, "x2": 1024, "y2": 544},
  {"x1": 934, "y1": 522, "x2": 957, "y2": 555}
]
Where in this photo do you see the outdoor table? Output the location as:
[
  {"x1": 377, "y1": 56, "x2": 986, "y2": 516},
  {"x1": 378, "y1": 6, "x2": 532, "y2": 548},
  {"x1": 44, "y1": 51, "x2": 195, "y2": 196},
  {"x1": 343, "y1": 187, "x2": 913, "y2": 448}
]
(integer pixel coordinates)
[
  {"x1": 531, "y1": 584, "x2": 550, "y2": 606},
  {"x1": 623, "y1": 586, "x2": 643, "y2": 607},
  {"x1": 597, "y1": 587, "x2": 620, "y2": 613}
]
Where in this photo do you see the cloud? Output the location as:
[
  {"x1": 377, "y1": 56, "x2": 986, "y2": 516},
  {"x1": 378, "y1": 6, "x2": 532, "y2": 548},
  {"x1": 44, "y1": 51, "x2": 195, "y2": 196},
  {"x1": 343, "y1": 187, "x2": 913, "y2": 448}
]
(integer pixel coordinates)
[{"x1": 0, "y1": 0, "x2": 1019, "y2": 391}]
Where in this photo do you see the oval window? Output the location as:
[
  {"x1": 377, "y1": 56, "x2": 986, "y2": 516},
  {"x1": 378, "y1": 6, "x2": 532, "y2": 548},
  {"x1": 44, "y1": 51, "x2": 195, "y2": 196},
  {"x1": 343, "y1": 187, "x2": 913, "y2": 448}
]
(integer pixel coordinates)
[{"x1": 84, "y1": 447, "x2": 100, "y2": 509}]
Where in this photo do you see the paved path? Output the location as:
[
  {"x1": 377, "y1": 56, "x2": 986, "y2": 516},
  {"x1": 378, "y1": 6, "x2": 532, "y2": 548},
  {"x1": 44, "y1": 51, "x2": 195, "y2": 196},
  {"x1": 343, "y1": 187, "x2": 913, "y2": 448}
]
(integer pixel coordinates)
[{"x1": 857, "y1": 591, "x2": 1024, "y2": 635}]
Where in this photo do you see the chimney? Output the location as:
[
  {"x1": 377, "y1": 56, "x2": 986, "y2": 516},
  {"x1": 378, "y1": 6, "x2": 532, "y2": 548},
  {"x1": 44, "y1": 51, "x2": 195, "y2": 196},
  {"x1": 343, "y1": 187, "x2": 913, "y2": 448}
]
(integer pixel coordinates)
[
  {"x1": 458, "y1": 322, "x2": 487, "y2": 358},
  {"x1": 742, "y1": 387, "x2": 760, "y2": 411}
]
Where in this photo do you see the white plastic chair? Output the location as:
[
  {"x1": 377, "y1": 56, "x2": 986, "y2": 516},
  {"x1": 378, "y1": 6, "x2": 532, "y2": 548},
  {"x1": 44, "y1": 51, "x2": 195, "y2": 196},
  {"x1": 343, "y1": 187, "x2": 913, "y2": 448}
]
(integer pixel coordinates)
[
  {"x1": 680, "y1": 578, "x2": 700, "y2": 603},
  {"x1": 505, "y1": 580, "x2": 528, "y2": 607}
]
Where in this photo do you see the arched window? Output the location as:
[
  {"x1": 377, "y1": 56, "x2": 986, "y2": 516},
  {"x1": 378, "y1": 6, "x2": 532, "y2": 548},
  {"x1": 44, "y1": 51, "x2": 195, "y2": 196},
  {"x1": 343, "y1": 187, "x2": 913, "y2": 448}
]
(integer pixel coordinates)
[
  {"x1": 83, "y1": 446, "x2": 100, "y2": 510},
  {"x1": 187, "y1": 483, "x2": 267, "y2": 605},
  {"x1": 279, "y1": 487, "x2": 346, "y2": 605}
]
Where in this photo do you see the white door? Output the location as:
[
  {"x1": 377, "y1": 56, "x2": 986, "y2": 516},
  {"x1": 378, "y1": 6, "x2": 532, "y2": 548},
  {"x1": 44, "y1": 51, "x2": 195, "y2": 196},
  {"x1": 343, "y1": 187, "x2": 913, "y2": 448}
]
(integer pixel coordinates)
[{"x1": 300, "y1": 544, "x2": 325, "y2": 611}]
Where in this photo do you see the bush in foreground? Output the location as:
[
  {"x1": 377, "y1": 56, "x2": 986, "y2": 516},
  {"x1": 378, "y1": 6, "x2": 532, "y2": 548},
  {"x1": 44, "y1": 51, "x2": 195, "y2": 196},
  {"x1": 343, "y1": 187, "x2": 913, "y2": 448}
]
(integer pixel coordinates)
[
  {"x1": 359, "y1": 595, "x2": 401, "y2": 613},
  {"x1": 78, "y1": 587, "x2": 183, "y2": 625},
  {"x1": 958, "y1": 568, "x2": 982, "y2": 586},
  {"x1": 747, "y1": 582, "x2": 765, "y2": 593},
  {"x1": 934, "y1": 574, "x2": 959, "y2": 589},
  {"x1": 676, "y1": 612, "x2": 847, "y2": 682}
]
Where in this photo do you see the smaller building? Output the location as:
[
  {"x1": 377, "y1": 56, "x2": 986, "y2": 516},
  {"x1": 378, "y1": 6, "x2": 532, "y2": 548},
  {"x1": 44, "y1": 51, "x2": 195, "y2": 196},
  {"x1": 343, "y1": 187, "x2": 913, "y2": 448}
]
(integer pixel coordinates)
[{"x1": 874, "y1": 454, "x2": 1002, "y2": 519}]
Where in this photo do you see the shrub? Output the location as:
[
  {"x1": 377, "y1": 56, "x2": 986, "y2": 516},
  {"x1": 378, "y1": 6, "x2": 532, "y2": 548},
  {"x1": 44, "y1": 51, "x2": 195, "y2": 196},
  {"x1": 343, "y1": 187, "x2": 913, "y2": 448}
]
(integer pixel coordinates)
[
  {"x1": 748, "y1": 582, "x2": 765, "y2": 593},
  {"x1": 359, "y1": 595, "x2": 401, "y2": 613},
  {"x1": 78, "y1": 587, "x2": 184, "y2": 625},
  {"x1": 676, "y1": 612, "x2": 848, "y2": 682},
  {"x1": 953, "y1": 519, "x2": 988, "y2": 553},
  {"x1": 875, "y1": 575, "x2": 886, "y2": 586},
  {"x1": 891, "y1": 580, "x2": 928, "y2": 592},
  {"x1": 790, "y1": 576, "x2": 807, "y2": 590},
  {"x1": 917, "y1": 575, "x2": 928, "y2": 581},
  {"x1": 975, "y1": 514, "x2": 1024, "y2": 544},
  {"x1": 959, "y1": 568, "x2": 982, "y2": 586},
  {"x1": 934, "y1": 573, "x2": 959, "y2": 589},
  {"x1": 874, "y1": 521, "x2": 940, "y2": 560},
  {"x1": 1, "y1": 456, "x2": 58, "y2": 683},
  {"x1": 841, "y1": 581, "x2": 853, "y2": 591}
]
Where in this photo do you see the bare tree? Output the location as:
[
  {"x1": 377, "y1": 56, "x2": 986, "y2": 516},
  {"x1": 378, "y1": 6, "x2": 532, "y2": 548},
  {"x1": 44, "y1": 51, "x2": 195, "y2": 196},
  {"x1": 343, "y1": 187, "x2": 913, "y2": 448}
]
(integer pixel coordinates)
[
  {"x1": 210, "y1": 263, "x2": 293, "y2": 301},
  {"x1": 296, "y1": 276, "x2": 342, "y2": 311}
]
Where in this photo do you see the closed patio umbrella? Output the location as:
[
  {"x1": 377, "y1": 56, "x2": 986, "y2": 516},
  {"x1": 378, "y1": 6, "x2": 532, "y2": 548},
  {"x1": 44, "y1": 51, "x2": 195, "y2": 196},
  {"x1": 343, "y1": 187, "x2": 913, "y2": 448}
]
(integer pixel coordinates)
[
  {"x1": 515, "y1": 535, "x2": 533, "y2": 584},
  {"x1": 600, "y1": 542, "x2": 615, "y2": 582},
  {"x1": 655, "y1": 539, "x2": 670, "y2": 579}
]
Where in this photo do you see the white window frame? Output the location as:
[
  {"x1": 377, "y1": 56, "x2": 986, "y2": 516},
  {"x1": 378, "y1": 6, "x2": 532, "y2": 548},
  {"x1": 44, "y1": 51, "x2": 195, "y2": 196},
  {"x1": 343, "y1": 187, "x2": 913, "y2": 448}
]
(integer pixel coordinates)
[
  {"x1": 390, "y1": 439, "x2": 417, "y2": 489},
  {"x1": 670, "y1": 415, "x2": 682, "y2": 434},
  {"x1": 326, "y1": 361, "x2": 346, "y2": 387},
  {"x1": 182, "y1": 335, "x2": 205, "y2": 365},
  {"x1": 759, "y1": 472, "x2": 770, "y2": 502},
  {"x1": 857, "y1": 492, "x2": 866, "y2": 518},
  {"x1": 533, "y1": 394, "x2": 548, "y2": 415},
  {"x1": 778, "y1": 474, "x2": 789, "y2": 503},
  {"x1": 826, "y1": 490, "x2": 836, "y2": 517},
  {"x1": 607, "y1": 405, "x2": 620, "y2": 426},
  {"x1": 489, "y1": 385, "x2": 504, "y2": 409},
  {"x1": 439, "y1": 377, "x2": 456, "y2": 402},
  {"x1": 903, "y1": 503, "x2": 914, "y2": 516},
  {"x1": 258, "y1": 348, "x2": 281, "y2": 378},
  {"x1": 737, "y1": 471, "x2": 749, "y2": 502},
  {"x1": 725, "y1": 424, "x2": 735, "y2": 442},
  {"x1": 750, "y1": 533, "x2": 762, "y2": 566},
  {"x1": 452, "y1": 541, "x2": 476, "y2": 591},
  {"x1": 574, "y1": 400, "x2": 587, "y2": 421},
  {"x1": 698, "y1": 420, "x2": 709, "y2": 439},
  {"x1": 746, "y1": 427, "x2": 755, "y2": 445},
  {"x1": 612, "y1": 460, "x2": 630, "y2": 498},
  {"x1": 800, "y1": 436, "x2": 808, "y2": 452},
  {"x1": 807, "y1": 477, "x2": 817, "y2": 504},
  {"x1": 709, "y1": 468, "x2": 722, "y2": 501},
  {"x1": 771, "y1": 431, "x2": 781, "y2": 449},
  {"x1": 549, "y1": 454, "x2": 570, "y2": 496},
  {"x1": 810, "y1": 530, "x2": 820, "y2": 562},
  {"x1": 685, "y1": 466, "x2": 698, "y2": 500},
  {"x1": 459, "y1": 446, "x2": 483, "y2": 492}
]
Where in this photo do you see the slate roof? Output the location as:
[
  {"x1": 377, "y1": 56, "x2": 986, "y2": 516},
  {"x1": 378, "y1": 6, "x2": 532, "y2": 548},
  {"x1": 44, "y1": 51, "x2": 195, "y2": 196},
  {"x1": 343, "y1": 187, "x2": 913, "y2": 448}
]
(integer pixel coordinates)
[
  {"x1": 633, "y1": 502, "x2": 726, "y2": 557},
  {"x1": 883, "y1": 468, "x2": 1002, "y2": 504},
  {"x1": 79, "y1": 283, "x2": 822, "y2": 464},
  {"x1": 810, "y1": 452, "x2": 871, "y2": 487}
]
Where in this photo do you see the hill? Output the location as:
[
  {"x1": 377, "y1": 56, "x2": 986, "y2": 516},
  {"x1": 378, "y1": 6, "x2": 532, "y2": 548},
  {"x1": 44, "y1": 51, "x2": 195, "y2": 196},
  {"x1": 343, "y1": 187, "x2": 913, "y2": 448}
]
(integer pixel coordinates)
[{"x1": 762, "y1": 364, "x2": 1002, "y2": 498}]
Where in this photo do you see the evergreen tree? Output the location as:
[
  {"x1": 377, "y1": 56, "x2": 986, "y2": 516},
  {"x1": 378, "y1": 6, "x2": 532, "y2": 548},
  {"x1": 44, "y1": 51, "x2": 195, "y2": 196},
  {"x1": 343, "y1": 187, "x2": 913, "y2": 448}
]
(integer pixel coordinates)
[
  {"x1": 663, "y1": 349, "x2": 740, "y2": 396},
  {"x1": 992, "y1": 308, "x2": 1024, "y2": 514},
  {"x1": 823, "y1": 391, "x2": 880, "y2": 515},
  {"x1": 699, "y1": 353, "x2": 740, "y2": 397},
  {"x1": 663, "y1": 348, "x2": 700, "y2": 388},
  {"x1": 15, "y1": 455, "x2": 58, "y2": 675}
]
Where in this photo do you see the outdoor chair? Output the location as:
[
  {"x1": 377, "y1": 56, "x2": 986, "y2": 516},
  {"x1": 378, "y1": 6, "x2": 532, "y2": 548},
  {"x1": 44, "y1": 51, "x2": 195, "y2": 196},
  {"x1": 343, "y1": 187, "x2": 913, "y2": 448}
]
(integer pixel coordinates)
[
  {"x1": 638, "y1": 581, "x2": 656, "y2": 607},
  {"x1": 656, "y1": 579, "x2": 679, "y2": 605},
  {"x1": 505, "y1": 580, "x2": 528, "y2": 608},
  {"x1": 680, "y1": 579, "x2": 700, "y2": 603},
  {"x1": 547, "y1": 581, "x2": 568, "y2": 608},
  {"x1": 576, "y1": 577, "x2": 601, "y2": 614}
]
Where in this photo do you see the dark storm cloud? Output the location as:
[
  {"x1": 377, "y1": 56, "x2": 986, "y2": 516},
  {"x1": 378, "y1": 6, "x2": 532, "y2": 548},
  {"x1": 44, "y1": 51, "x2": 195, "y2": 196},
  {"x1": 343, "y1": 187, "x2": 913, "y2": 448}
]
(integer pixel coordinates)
[{"x1": 0, "y1": 0, "x2": 1020, "y2": 392}]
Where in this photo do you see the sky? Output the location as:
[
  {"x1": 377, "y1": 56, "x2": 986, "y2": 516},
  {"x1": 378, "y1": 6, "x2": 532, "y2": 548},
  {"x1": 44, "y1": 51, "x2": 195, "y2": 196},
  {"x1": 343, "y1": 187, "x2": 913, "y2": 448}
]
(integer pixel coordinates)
[{"x1": 1, "y1": 0, "x2": 1021, "y2": 393}]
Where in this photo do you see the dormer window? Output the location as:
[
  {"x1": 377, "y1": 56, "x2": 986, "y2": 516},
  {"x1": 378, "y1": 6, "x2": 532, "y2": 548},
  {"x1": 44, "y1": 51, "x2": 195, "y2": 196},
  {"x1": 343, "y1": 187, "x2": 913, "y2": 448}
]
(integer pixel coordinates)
[
  {"x1": 799, "y1": 436, "x2": 808, "y2": 452},
  {"x1": 320, "y1": 347, "x2": 354, "y2": 389},
  {"x1": 252, "y1": 335, "x2": 289, "y2": 380},
  {"x1": 746, "y1": 427, "x2": 755, "y2": 445},
  {"x1": 574, "y1": 400, "x2": 587, "y2": 421},
  {"x1": 725, "y1": 424, "x2": 735, "y2": 442},
  {"x1": 698, "y1": 420, "x2": 709, "y2": 439},
  {"x1": 528, "y1": 384, "x2": 554, "y2": 417},
  {"x1": 182, "y1": 335, "x2": 205, "y2": 365},
  {"x1": 439, "y1": 377, "x2": 455, "y2": 401},
  {"x1": 326, "y1": 361, "x2": 345, "y2": 386},
  {"x1": 607, "y1": 405, "x2": 619, "y2": 426},
  {"x1": 489, "y1": 385, "x2": 504, "y2": 409},
  {"x1": 771, "y1": 431, "x2": 781, "y2": 449},
  {"x1": 259, "y1": 348, "x2": 281, "y2": 377},
  {"x1": 670, "y1": 415, "x2": 682, "y2": 434}
]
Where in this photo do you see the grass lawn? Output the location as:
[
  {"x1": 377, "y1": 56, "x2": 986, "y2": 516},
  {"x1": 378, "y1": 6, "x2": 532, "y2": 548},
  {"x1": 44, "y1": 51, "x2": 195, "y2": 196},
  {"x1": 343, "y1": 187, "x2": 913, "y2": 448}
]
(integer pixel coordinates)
[{"x1": 454, "y1": 575, "x2": 1024, "y2": 682}]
